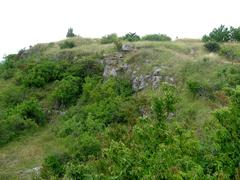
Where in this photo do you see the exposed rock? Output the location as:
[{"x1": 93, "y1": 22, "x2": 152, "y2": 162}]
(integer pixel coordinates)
[
  {"x1": 122, "y1": 44, "x2": 134, "y2": 52},
  {"x1": 103, "y1": 66, "x2": 117, "y2": 77},
  {"x1": 133, "y1": 75, "x2": 147, "y2": 91},
  {"x1": 102, "y1": 53, "x2": 175, "y2": 91},
  {"x1": 151, "y1": 75, "x2": 162, "y2": 88},
  {"x1": 153, "y1": 68, "x2": 161, "y2": 76},
  {"x1": 132, "y1": 67, "x2": 175, "y2": 91},
  {"x1": 19, "y1": 166, "x2": 42, "y2": 176},
  {"x1": 103, "y1": 53, "x2": 129, "y2": 78}
]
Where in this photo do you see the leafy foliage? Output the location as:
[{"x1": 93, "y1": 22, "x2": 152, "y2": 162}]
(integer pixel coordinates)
[
  {"x1": 65, "y1": 59, "x2": 103, "y2": 79},
  {"x1": 202, "y1": 25, "x2": 240, "y2": 42},
  {"x1": 22, "y1": 60, "x2": 63, "y2": 87},
  {"x1": 202, "y1": 25, "x2": 230, "y2": 42},
  {"x1": 142, "y1": 34, "x2": 171, "y2": 41},
  {"x1": 204, "y1": 41, "x2": 220, "y2": 52},
  {"x1": 0, "y1": 54, "x2": 18, "y2": 79},
  {"x1": 122, "y1": 32, "x2": 140, "y2": 42},
  {"x1": 187, "y1": 80, "x2": 215, "y2": 98},
  {"x1": 41, "y1": 153, "x2": 70, "y2": 178},
  {"x1": 59, "y1": 40, "x2": 76, "y2": 49},
  {"x1": 219, "y1": 44, "x2": 240, "y2": 61},
  {"x1": 10, "y1": 98, "x2": 45, "y2": 125},
  {"x1": 0, "y1": 98, "x2": 44, "y2": 145},
  {"x1": 0, "y1": 85, "x2": 26, "y2": 108},
  {"x1": 229, "y1": 26, "x2": 240, "y2": 41},
  {"x1": 214, "y1": 86, "x2": 240, "y2": 177},
  {"x1": 50, "y1": 76, "x2": 81, "y2": 108}
]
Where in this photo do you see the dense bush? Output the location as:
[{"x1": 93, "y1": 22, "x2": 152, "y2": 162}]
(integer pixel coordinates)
[
  {"x1": 101, "y1": 33, "x2": 118, "y2": 44},
  {"x1": 142, "y1": 34, "x2": 171, "y2": 41},
  {"x1": 187, "y1": 80, "x2": 215, "y2": 98},
  {"x1": 214, "y1": 86, "x2": 240, "y2": 177},
  {"x1": 0, "y1": 98, "x2": 44, "y2": 145},
  {"x1": 71, "y1": 133, "x2": 101, "y2": 161},
  {"x1": 204, "y1": 41, "x2": 220, "y2": 52},
  {"x1": 0, "y1": 54, "x2": 18, "y2": 79},
  {"x1": 59, "y1": 40, "x2": 76, "y2": 49},
  {"x1": 122, "y1": 32, "x2": 140, "y2": 42},
  {"x1": 219, "y1": 44, "x2": 240, "y2": 60},
  {"x1": 65, "y1": 59, "x2": 103, "y2": 79},
  {"x1": 50, "y1": 76, "x2": 81, "y2": 108},
  {"x1": 0, "y1": 86, "x2": 26, "y2": 108},
  {"x1": 41, "y1": 153, "x2": 70, "y2": 178},
  {"x1": 202, "y1": 25, "x2": 240, "y2": 42},
  {"x1": 22, "y1": 60, "x2": 63, "y2": 87},
  {"x1": 218, "y1": 66, "x2": 240, "y2": 87},
  {"x1": 229, "y1": 26, "x2": 240, "y2": 41},
  {"x1": 10, "y1": 98, "x2": 45, "y2": 125},
  {"x1": 202, "y1": 25, "x2": 230, "y2": 42},
  {"x1": 80, "y1": 77, "x2": 134, "y2": 124}
]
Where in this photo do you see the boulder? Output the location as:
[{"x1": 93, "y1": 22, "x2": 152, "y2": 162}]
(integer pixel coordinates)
[{"x1": 122, "y1": 44, "x2": 134, "y2": 52}]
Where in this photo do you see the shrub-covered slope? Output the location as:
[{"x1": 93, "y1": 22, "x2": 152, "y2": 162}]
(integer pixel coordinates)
[{"x1": 0, "y1": 37, "x2": 239, "y2": 179}]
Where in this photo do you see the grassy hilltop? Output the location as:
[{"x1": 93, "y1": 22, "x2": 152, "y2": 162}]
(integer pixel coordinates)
[{"x1": 0, "y1": 30, "x2": 240, "y2": 179}]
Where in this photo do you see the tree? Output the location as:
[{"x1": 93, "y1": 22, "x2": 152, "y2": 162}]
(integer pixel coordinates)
[
  {"x1": 202, "y1": 25, "x2": 230, "y2": 42},
  {"x1": 122, "y1": 32, "x2": 140, "y2": 42},
  {"x1": 229, "y1": 26, "x2": 240, "y2": 42},
  {"x1": 66, "y1": 28, "x2": 76, "y2": 38}
]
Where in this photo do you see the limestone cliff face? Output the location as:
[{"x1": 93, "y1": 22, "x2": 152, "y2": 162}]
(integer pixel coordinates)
[{"x1": 102, "y1": 46, "x2": 175, "y2": 91}]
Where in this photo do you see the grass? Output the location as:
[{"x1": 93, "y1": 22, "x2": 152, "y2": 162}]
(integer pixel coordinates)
[{"x1": 0, "y1": 125, "x2": 65, "y2": 179}]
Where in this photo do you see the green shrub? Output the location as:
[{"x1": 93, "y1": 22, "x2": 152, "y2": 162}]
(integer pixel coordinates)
[
  {"x1": 218, "y1": 66, "x2": 240, "y2": 87},
  {"x1": 204, "y1": 42, "x2": 220, "y2": 52},
  {"x1": 0, "y1": 119, "x2": 16, "y2": 145},
  {"x1": 187, "y1": 80, "x2": 215, "y2": 98},
  {"x1": 76, "y1": 77, "x2": 134, "y2": 125},
  {"x1": 101, "y1": 33, "x2": 118, "y2": 44},
  {"x1": 122, "y1": 32, "x2": 140, "y2": 42},
  {"x1": 0, "y1": 86, "x2": 26, "y2": 108},
  {"x1": 72, "y1": 134, "x2": 101, "y2": 161},
  {"x1": 65, "y1": 163, "x2": 93, "y2": 179},
  {"x1": 219, "y1": 44, "x2": 240, "y2": 60},
  {"x1": 153, "y1": 84, "x2": 177, "y2": 122},
  {"x1": 0, "y1": 99, "x2": 43, "y2": 145},
  {"x1": 60, "y1": 40, "x2": 76, "y2": 49},
  {"x1": 187, "y1": 80, "x2": 202, "y2": 95},
  {"x1": 65, "y1": 59, "x2": 103, "y2": 79},
  {"x1": 50, "y1": 76, "x2": 81, "y2": 108},
  {"x1": 0, "y1": 54, "x2": 18, "y2": 79},
  {"x1": 214, "y1": 86, "x2": 240, "y2": 176},
  {"x1": 57, "y1": 76, "x2": 135, "y2": 140},
  {"x1": 22, "y1": 60, "x2": 63, "y2": 87},
  {"x1": 6, "y1": 114, "x2": 37, "y2": 133},
  {"x1": 142, "y1": 34, "x2": 171, "y2": 41},
  {"x1": 11, "y1": 98, "x2": 45, "y2": 125},
  {"x1": 41, "y1": 153, "x2": 70, "y2": 178}
]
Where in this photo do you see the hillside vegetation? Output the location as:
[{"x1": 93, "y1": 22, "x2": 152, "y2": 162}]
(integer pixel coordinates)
[{"x1": 0, "y1": 30, "x2": 240, "y2": 179}]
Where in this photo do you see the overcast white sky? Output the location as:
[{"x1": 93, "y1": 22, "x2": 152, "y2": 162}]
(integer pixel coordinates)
[{"x1": 0, "y1": 0, "x2": 239, "y2": 60}]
